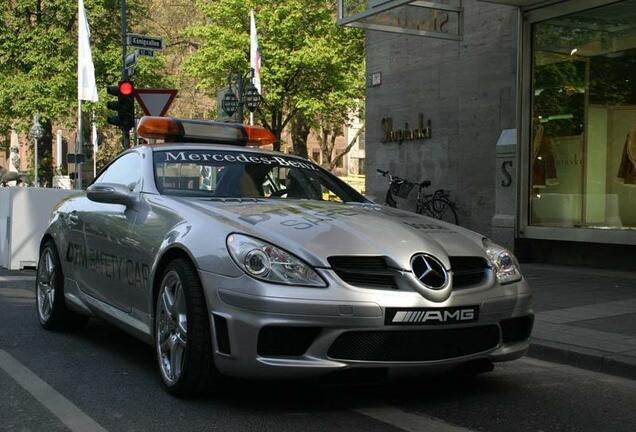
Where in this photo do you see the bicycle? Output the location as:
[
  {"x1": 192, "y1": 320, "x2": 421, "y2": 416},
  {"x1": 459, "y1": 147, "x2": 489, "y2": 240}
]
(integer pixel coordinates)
[{"x1": 377, "y1": 169, "x2": 459, "y2": 225}]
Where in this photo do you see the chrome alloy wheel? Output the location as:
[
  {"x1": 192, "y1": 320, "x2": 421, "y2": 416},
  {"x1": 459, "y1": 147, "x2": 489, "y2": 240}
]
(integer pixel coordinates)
[
  {"x1": 36, "y1": 248, "x2": 56, "y2": 322},
  {"x1": 156, "y1": 271, "x2": 188, "y2": 384}
]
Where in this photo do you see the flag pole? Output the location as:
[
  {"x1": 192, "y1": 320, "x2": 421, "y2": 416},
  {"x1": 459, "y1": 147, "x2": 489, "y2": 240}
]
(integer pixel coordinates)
[
  {"x1": 92, "y1": 109, "x2": 97, "y2": 177},
  {"x1": 77, "y1": 0, "x2": 98, "y2": 189},
  {"x1": 76, "y1": 101, "x2": 83, "y2": 190}
]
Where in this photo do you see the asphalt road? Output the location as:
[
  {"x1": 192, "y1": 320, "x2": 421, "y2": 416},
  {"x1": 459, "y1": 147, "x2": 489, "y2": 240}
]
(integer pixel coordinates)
[{"x1": 1, "y1": 274, "x2": 636, "y2": 432}]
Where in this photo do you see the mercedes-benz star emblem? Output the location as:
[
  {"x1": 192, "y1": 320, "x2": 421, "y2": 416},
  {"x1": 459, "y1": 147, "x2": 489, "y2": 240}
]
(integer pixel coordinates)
[{"x1": 411, "y1": 254, "x2": 448, "y2": 290}]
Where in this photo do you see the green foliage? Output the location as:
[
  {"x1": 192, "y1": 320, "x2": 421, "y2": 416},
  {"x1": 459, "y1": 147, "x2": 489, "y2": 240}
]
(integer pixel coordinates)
[
  {"x1": 184, "y1": 0, "x2": 365, "y2": 151},
  {"x1": 0, "y1": 0, "x2": 168, "y2": 133},
  {"x1": 0, "y1": 0, "x2": 173, "y2": 173}
]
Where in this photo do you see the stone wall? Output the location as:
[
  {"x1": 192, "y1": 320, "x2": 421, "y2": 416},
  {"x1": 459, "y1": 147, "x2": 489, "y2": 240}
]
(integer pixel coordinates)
[{"x1": 364, "y1": 0, "x2": 518, "y2": 236}]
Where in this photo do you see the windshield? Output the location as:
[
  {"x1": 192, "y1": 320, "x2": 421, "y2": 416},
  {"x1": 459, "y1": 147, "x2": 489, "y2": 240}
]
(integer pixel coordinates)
[{"x1": 153, "y1": 149, "x2": 367, "y2": 203}]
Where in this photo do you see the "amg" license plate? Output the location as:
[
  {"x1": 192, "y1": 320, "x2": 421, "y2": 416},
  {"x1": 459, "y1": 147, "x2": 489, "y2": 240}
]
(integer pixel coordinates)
[{"x1": 385, "y1": 306, "x2": 479, "y2": 325}]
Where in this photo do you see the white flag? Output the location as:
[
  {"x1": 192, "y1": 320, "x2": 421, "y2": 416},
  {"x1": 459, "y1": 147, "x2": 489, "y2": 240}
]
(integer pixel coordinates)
[
  {"x1": 78, "y1": 0, "x2": 98, "y2": 102},
  {"x1": 250, "y1": 10, "x2": 262, "y2": 94}
]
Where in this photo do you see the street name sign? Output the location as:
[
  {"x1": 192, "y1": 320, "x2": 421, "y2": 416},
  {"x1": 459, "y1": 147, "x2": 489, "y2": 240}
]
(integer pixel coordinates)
[
  {"x1": 127, "y1": 34, "x2": 164, "y2": 51},
  {"x1": 137, "y1": 48, "x2": 155, "y2": 57},
  {"x1": 135, "y1": 89, "x2": 178, "y2": 116}
]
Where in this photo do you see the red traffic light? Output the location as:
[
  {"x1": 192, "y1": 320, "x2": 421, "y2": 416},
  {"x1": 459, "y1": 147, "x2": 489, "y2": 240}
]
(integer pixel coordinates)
[{"x1": 119, "y1": 81, "x2": 134, "y2": 96}]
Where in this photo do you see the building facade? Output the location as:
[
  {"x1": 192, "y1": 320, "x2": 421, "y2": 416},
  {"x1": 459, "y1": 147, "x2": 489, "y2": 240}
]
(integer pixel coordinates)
[{"x1": 347, "y1": 0, "x2": 636, "y2": 268}]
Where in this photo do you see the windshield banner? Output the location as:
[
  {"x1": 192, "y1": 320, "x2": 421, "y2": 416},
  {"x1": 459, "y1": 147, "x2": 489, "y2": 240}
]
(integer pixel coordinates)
[{"x1": 155, "y1": 150, "x2": 320, "y2": 171}]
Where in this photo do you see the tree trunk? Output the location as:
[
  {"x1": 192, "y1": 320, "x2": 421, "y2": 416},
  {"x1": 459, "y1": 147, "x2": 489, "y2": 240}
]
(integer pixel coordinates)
[
  {"x1": 328, "y1": 125, "x2": 364, "y2": 171},
  {"x1": 290, "y1": 113, "x2": 310, "y2": 158},
  {"x1": 39, "y1": 119, "x2": 53, "y2": 187}
]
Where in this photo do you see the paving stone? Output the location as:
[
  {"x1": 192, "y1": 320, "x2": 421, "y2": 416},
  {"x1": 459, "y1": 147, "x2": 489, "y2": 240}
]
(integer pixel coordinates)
[{"x1": 568, "y1": 313, "x2": 636, "y2": 338}]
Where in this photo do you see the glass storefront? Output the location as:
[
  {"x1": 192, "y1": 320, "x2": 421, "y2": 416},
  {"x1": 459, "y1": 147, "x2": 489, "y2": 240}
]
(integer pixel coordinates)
[{"x1": 529, "y1": 0, "x2": 636, "y2": 230}]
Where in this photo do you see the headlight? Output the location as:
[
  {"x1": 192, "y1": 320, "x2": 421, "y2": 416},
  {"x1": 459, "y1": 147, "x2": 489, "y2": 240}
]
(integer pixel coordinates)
[
  {"x1": 226, "y1": 234, "x2": 327, "y2": 287},
  {"x1": 483, "y1": 239, "x2": 522, "y2": 284}
]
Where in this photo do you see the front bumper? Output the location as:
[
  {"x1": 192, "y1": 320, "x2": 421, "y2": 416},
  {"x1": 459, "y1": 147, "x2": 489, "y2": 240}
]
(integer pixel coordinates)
[{"x1": 199, "y1": 269, "x2": 533, "y2": 379}]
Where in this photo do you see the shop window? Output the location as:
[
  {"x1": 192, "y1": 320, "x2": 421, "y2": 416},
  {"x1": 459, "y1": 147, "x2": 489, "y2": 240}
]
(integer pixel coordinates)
[{"x1": 530, "y1": 0, "x2": 636, "y2": 229}]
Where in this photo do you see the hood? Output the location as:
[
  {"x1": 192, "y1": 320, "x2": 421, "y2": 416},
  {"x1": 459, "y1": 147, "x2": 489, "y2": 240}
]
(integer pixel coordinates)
[{"x1": 178, "y1": 198, "x2": 487, "y2": 270}]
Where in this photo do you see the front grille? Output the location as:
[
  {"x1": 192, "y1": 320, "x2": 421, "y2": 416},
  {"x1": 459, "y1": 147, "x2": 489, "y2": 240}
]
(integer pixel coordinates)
[
  {"x1": 328, "y1": 325, "x2": 500, "y2": 361},
  {"x1": 449, "y1": 257, "x2": 489, "y2": 288},
  {"x1": 328, "y1": 256, "x2": 398, "y2": 290},
  {"x1": 328, "y1": 256, "x2": 388, "y2": 270},
  {"x1": 329, "y1": 255, "x2": 490, "y2": 291}
]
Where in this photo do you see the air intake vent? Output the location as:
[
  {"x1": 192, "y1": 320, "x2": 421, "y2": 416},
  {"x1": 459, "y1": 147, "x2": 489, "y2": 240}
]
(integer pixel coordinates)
[
  {"x1": 257, "y1": 326, "x2": 321, "y2": 357},
  {"x1": 213, "y1": 314, "x2": 231, "y2": 355},
  {"x1": 328, "y1": 256, "x2": 397, "y2": 290},
  {"x1": 328, "y1": 326, "x2": 500, "y2": 361},
  {"x1": 449, "y1": 256, "x2": 489, "y2": 289}
]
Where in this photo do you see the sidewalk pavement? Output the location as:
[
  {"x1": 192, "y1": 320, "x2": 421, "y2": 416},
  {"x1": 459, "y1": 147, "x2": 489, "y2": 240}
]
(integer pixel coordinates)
[
  {"x1": 2, "y1": 264, "x2": 635, "y2": 379},
  {"x1": 523, "y1": 263, "x2": 636, "y2": 380}
]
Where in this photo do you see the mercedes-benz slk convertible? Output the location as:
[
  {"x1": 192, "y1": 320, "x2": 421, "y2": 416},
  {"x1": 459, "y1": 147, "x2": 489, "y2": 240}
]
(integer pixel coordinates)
[{"x1": 37, "y1": 117, "x2": 533, "y2": 397}]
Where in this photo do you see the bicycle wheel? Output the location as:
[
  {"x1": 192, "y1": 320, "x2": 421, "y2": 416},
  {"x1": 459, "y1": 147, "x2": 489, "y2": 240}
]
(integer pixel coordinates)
[{"x1": 418, "y1": 198, "x2": 459, "y2": 225}]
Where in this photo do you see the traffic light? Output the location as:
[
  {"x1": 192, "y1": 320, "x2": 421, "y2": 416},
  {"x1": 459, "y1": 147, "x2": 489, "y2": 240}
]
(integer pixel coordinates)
[{"x1": 106, "y1": 81, "x2": 135, "y2": 130}]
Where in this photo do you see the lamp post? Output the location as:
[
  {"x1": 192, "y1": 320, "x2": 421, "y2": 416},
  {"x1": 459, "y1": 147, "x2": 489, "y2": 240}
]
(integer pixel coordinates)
[
  {"x1": 221, "y1": 69, "x2": 262, "y2": 123},
  {"x1": 28, "y1": 113, "x2": 45, "y2": 187}
]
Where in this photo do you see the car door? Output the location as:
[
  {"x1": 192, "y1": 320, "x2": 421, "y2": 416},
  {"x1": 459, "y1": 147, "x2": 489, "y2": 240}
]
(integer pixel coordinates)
[
  {"x1": 60, "y1": 196, "x2": 93, "y2": 289},
  {"x1": 82, "y1": 151, "x2": 143, "y2": 312}
]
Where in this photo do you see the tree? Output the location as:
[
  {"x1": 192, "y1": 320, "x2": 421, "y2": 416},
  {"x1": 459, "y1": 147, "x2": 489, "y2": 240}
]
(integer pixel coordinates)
[
  {"x1": 0, "y1": 0, "x2": 167, "y2": 182},
  {"x1": 183, "y1": 0, "x2": 365, "y2": 152},
  {"x1": 316, "y1": 116, "x2": 364, "y2": 172}
]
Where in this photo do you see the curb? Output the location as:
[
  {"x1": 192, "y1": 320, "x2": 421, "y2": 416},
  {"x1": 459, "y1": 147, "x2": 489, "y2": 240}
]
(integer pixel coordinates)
[{"x1": 528, "y1": 338, "x2": 636, "y2": 381}]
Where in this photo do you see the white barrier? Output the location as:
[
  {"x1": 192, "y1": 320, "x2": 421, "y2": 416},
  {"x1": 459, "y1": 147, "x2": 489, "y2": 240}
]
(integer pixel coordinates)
[{"x1": 0, "y1": 188, "x2": 78, "y2": 270}]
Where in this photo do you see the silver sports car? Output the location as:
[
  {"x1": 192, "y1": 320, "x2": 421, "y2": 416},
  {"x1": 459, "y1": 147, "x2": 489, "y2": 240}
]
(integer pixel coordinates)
[{"x1": 37, "y1": 117, "x2": 533, "y2": 397}]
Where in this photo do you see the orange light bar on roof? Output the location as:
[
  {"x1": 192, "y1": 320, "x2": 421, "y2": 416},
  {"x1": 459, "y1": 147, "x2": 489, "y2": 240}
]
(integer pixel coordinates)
[
  {"x1": 137, "y1": 116, "x2": 181, "y2": 139},
  {"x1": 136, "y1": 116, "x2": 276, "y2": 147},
  {"x1": 244, "y1": 125, "x2": 277, "y2": 147}
]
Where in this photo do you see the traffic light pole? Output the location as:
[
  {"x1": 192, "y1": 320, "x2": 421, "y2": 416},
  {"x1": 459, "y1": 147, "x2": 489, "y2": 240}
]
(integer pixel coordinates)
[
  {"x1": 121, "y1": 0, "x2": 127, "y2": 72},
  {"x1": 121, "y1": 0, "x2": 130, "y2": 149}
]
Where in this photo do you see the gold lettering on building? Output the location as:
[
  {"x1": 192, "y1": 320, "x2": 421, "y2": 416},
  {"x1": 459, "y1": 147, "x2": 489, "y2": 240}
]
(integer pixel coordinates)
[
  {"x1": 382, "y1": 113, "x2": 432, "y2": 144},
  {"x1": 368, "y1": 9, "x2": 450, "y2": 34}
]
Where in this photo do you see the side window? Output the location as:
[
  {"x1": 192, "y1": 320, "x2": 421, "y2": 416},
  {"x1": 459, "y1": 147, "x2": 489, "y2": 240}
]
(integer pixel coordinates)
[
  {"x1": 262, "y1": 166, "x2": 289, "y2": 197},
  {"x1": 95, "y1": 152, "x2": 142, "y2": 190}
]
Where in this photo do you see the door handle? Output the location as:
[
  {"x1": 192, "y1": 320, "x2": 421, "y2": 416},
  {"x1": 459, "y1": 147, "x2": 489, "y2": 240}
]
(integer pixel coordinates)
[{"x1": 67, "y1": 211, "x2": 80, "y2": 226}]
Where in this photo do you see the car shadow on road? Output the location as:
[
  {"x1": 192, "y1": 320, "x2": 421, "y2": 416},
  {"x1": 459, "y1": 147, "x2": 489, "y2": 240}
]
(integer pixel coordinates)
[{"x1": 68, "y1": 316, "x2": 522, "y2": 414}]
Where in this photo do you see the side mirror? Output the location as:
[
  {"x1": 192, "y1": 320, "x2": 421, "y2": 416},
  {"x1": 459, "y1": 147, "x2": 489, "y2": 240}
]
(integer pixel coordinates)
[{"x1": 87, "y1": 183, "x2": 138, "y2": 208}]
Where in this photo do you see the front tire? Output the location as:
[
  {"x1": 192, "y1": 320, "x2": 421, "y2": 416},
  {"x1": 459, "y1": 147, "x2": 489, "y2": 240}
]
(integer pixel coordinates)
[
  {"x1": 36, "y1": 240, "x2": 89, "y2": 330},
  {"x1": 155, "y1": 258, "x2": 217, "y2": 398}
]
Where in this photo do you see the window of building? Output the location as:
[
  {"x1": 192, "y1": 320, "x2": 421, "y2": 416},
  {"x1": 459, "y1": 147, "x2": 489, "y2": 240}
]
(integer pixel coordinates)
[
  {"x1": 529, "y1": 0, "x2": 636, "y2": 230},
  {"x1": 358, "y1": 158, "x2": 366, "y2": 175},
  {"x1": 358, "y1": 130, "x2": 366, "y2": 151},
  {"x1": 312, "y1": 151, "x2": 321, "y2": 164}
]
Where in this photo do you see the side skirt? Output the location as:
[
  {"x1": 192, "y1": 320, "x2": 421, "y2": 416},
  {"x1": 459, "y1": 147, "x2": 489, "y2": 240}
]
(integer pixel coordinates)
[{"x1": 64, "y1": 277, "x2": 153, "y2": 345}]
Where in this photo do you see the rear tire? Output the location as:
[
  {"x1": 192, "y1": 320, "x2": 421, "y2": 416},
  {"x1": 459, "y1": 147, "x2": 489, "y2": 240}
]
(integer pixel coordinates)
[
  {"x1": 36, "y1": 240, "x2": 89, "y2": 331},
  {"x1": 155, "y1": 258, "x2": 218, "y2": 398}
]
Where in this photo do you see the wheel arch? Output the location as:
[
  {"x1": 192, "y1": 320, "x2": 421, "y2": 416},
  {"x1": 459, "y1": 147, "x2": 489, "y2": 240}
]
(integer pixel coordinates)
[
  {"x1": 39, "y1": 233, "x2": 55, "y2": 253},
  {"x1": 150, "y1": 245, "x2": 199, "y2": 319}
]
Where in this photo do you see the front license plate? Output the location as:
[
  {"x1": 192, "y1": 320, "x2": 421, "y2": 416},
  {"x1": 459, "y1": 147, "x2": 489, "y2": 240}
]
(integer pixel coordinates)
[{"x1": 385, "y1": 306, "x2": 479, "y2": 325}]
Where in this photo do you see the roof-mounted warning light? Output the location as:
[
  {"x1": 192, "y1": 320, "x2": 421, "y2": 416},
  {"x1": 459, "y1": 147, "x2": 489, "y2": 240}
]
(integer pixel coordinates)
[{"x1": 136, "y1": 116, "x2": 277, "y2": 147}]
